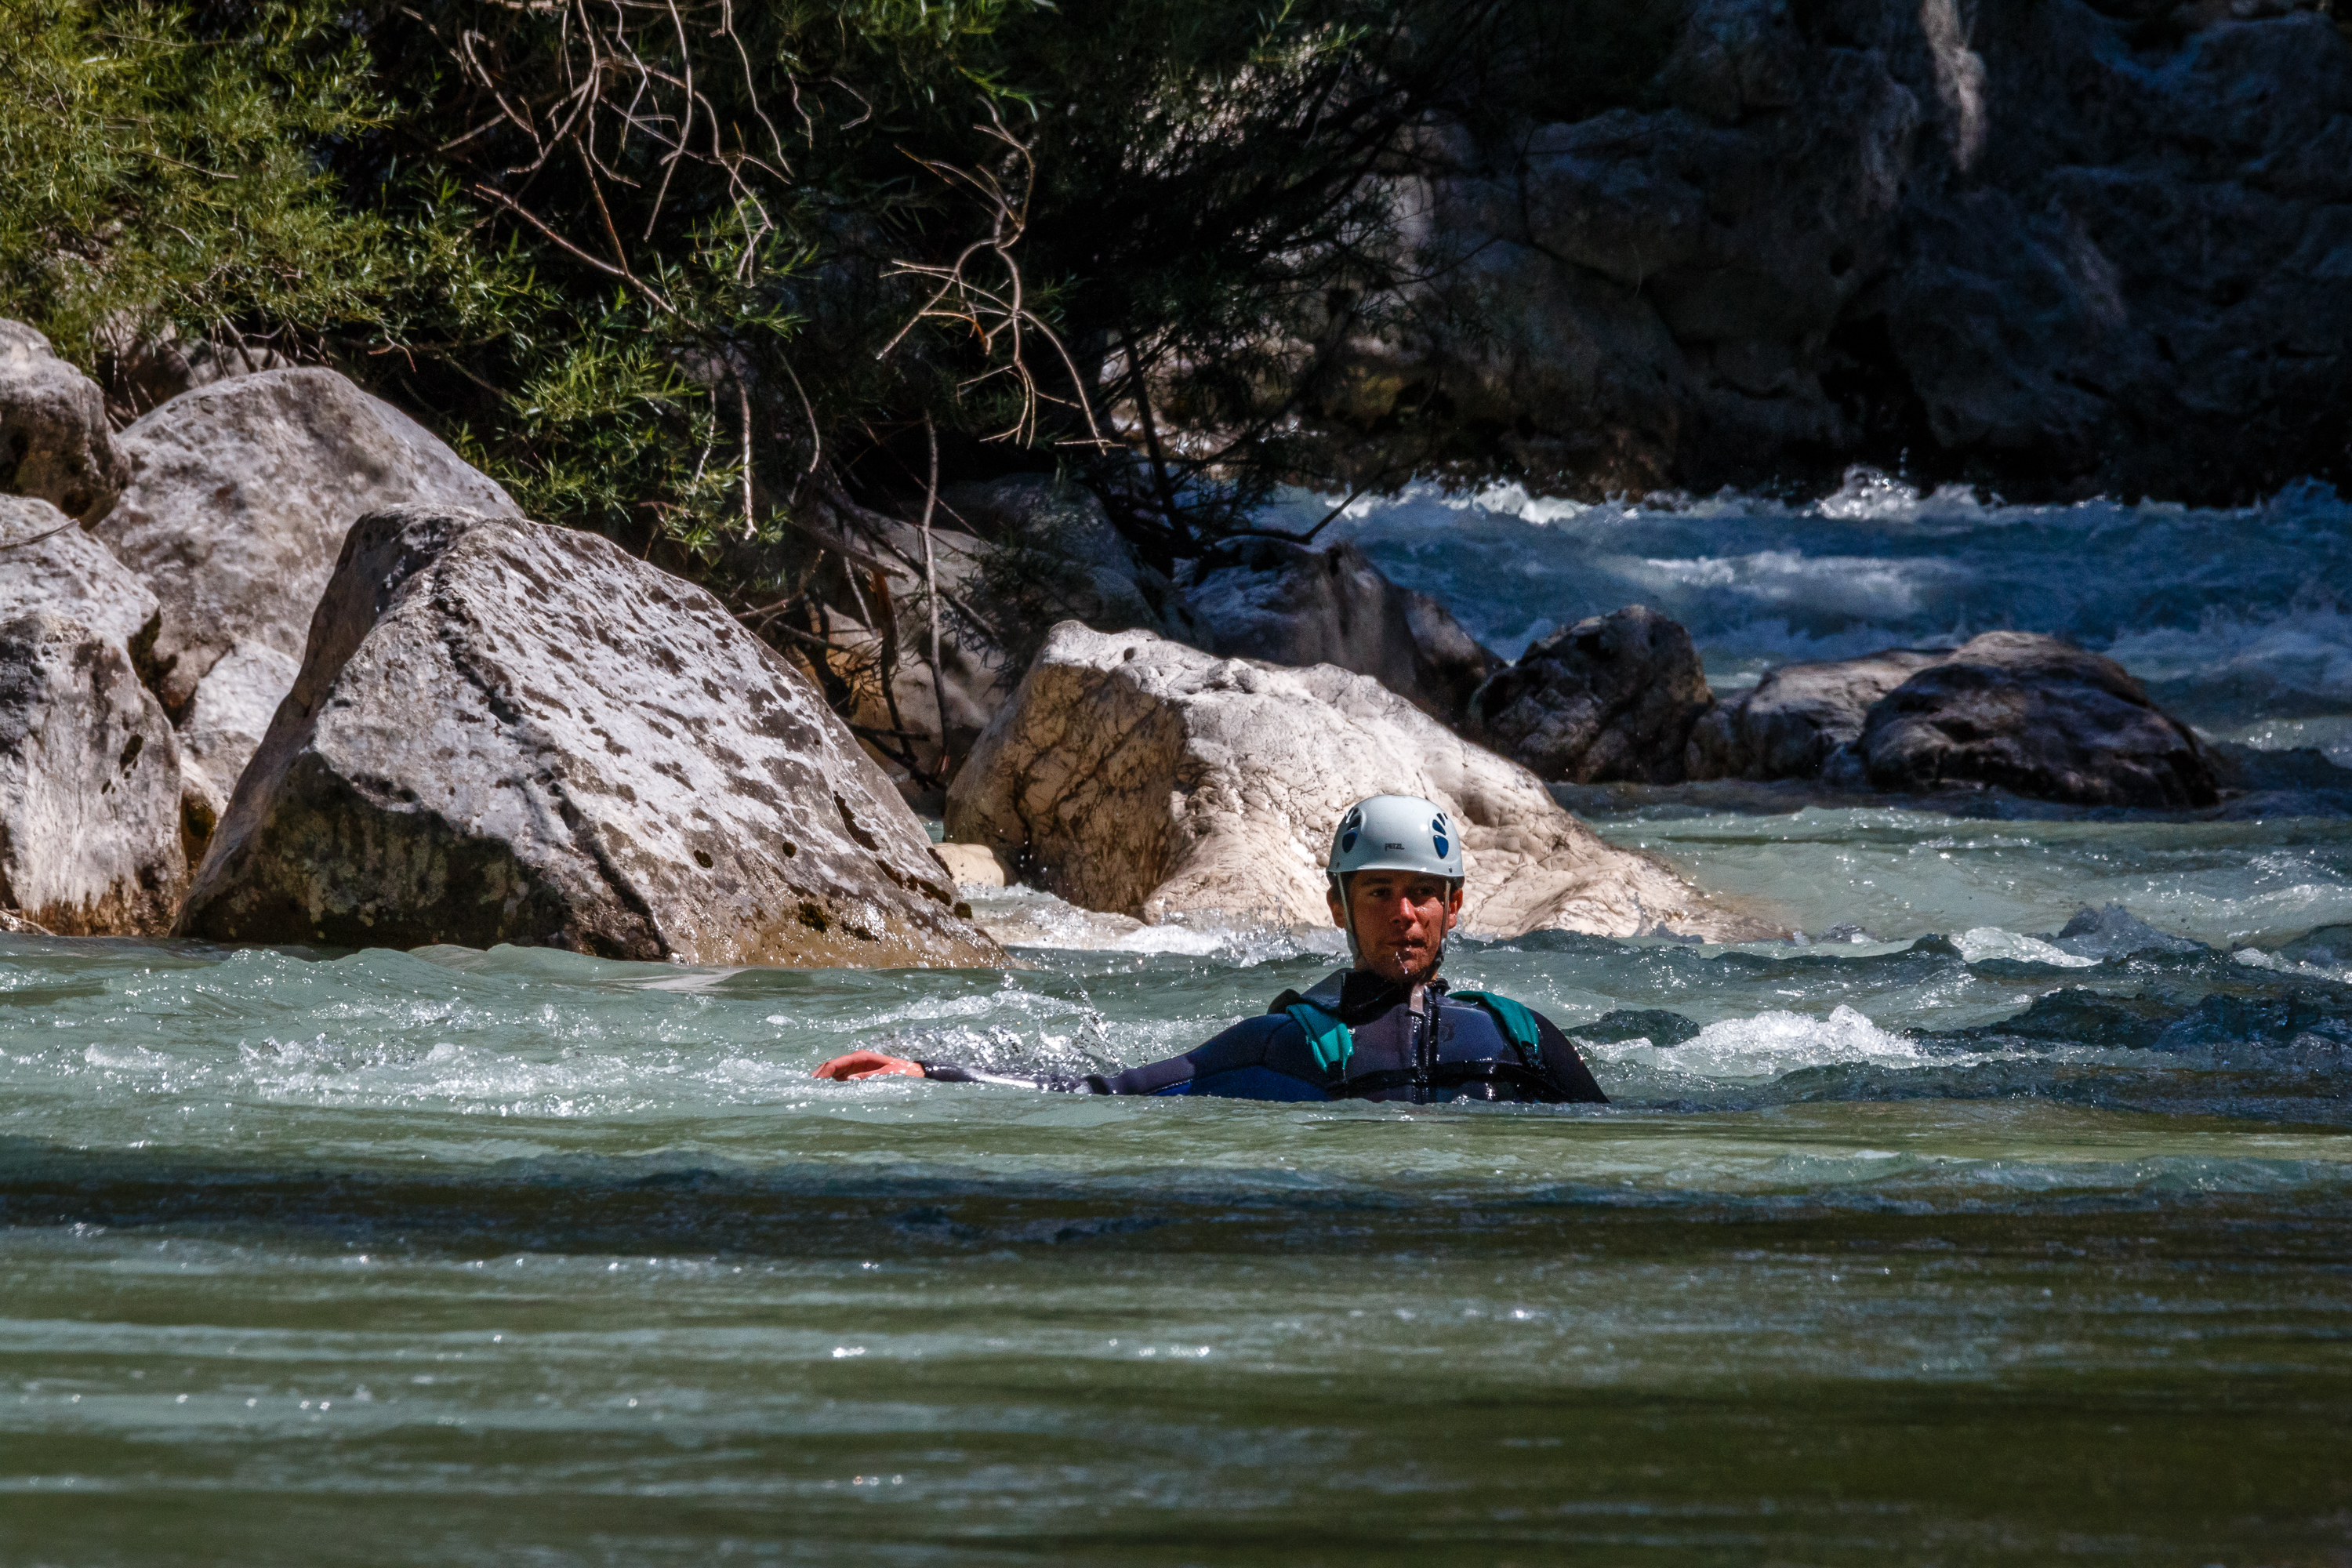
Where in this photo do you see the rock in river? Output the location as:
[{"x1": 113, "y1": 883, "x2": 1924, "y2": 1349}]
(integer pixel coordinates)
[
  {"x1": 1468, "y1": 604, "x2": 1712, "y2": 782},
  {"x1": 1857, "y1": 631, "x2": 2219, "y2": 809},
  {"x1": 1683, "y1": 647, "x2": 1949, "y2": 781},
  {"x1": 176, "y1": 506, "x2": 1007, "y2": 967},
  {"x1": 94, "y1": 368, "x2": 522, "y2": 718},
  {"x1": 946, "y1": 623, "x2": 1761, "y2": 940},
  {"x1": 0, "y1": 612, "x2": 184, "y2": 935}
]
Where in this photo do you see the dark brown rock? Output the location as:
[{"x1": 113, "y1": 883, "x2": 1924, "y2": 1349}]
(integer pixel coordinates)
[
  {"x1": 1857, "y1": 632, "x2": 2219, "y2": 808},
  {"x1": 1468, "y1": 605, "x2": 1712, "y2": 783},
  {"x1": 176, "y1": 506, "x2": 1007, "y2": 967}
]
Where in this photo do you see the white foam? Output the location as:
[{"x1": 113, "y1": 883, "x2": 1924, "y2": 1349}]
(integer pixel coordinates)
[
  {"x1": 1952, "y1": 927, "x2": 2101, "y2": 968},
  {"x1": 1595, "y1": 1004, "x2": 1926, "y2": 1081}
]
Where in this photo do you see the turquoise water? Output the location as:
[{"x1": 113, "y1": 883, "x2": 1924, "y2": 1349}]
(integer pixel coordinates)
[{"x1": 7, "y1": 481, "x2": 2352, "y2": 1564}]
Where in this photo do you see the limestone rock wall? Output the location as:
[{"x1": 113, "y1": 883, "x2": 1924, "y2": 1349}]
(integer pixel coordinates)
[{"x1": 1332, "y1": 0, "x2": 2352, "y2": 502}]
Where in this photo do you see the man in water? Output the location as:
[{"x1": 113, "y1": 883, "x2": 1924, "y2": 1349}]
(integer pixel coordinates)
[{"x1": 812, "y1": 793, "x2": 1609, "y2": 1104}]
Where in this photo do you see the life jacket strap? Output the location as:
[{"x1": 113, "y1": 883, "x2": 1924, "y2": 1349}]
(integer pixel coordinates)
[{"x1": 1281, "y1": 1000, "x2": 1356, "y2": 1077}]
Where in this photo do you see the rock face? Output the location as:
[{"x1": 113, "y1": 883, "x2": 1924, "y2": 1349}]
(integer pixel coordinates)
[
  {"x1": 1330, "y1": 0, "x2": 2352, "y2": 502},
  {"x1": 177, "y1": 505, "x2": 1006, "y2": 967},
  {"x1": 0, "y1": 321, "x2": 126, "y2": 524},
  {"x1": 0, "y1": 612, "x2": 185, "y2": 935},
  {"x1": 96, "y1": 368, "x2": 522, "y2": 718},
  {"x1": 1468, "y1": 605, "x2": 1711, "y2": 782},
  {"x1": 0, "y1": 496, "x2": 159, "y2": 656},
  {"x1": 1684, "y1": 648, "x2": 1947, "y2": 780},
  {"x1": 173, "y1": 639, "x2": 301, "y2": 848},
  {"x1": 1175, "y1": 535, "x2": 1500, "y2": 720},
  {"x1": 946, "y1": 623, "x2": 1759, "y2": 939},
  {"x1": 1857, "y1": 631, "x2": 2218, "y2": 808}
]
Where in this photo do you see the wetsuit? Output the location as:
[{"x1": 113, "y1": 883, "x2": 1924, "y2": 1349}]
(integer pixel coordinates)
[{"x1": 918, "y1": 967, "x2": 1608, "y2": 1105}]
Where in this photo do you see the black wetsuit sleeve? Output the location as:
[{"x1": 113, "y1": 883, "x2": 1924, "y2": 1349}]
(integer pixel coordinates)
[
  {"x1": 916, "y1": 1016, "x2": 1286, "y2": 1096},
  {"x1": 1532, "y1": 1013, "x2": 1610, "y2": 1104}
]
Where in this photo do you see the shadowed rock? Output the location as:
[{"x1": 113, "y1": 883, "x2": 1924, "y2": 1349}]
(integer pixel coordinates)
[
  {"x1": 0, "y1": 322, "x2": 126, "y2": 524},
  {"x1": 946, "y1": 622, "x2": 1766, "y2": 940},
  {"x1": 1685, "y1": 648, "x2": 1948, "y2": 780},
  {"x1": 1176, "y1": 535, "x2": 1500, "y2": 721},
  {"x1": 0, "y1": 612, "x2": 184, "y2": 934},
  {"x1": 1468, "y1": 604, "x2": 1712, "y2": 782},
  {"x1": 176, "y1": 506, "x2": 1007, "y2": 967},
  {"x1": 1857, "y1": 632, "x2": 2219, "y2": 808}
]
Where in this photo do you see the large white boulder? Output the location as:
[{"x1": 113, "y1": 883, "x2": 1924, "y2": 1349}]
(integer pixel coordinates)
[
  {"x1": 177, "y1": 506, "x2": 1007, "y2": 968},
  {"x1": 946, "y1": 623, "x2": 1762, "y2": 939},
  {"x1": 0, "y1": 321, "x2": 126, "y2": 524},
  {"x1": 0, "y1": 612, "x2": 184, "y2": 935},
  {"x1": 95, "y1": 367, "x2": 521, "y2": 717}
]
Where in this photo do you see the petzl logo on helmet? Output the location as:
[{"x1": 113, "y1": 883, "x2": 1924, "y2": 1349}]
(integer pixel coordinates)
[{"x1": 1431, "y1": 814, "x2": 1451, "y2": 859}]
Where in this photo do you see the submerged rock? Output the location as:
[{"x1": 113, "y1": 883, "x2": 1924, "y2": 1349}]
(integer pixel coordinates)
[
  {"x1": 1685, "y1": 648, "x2": 1947, "y2": 781},
  {"x1": 1857, "y1": 631, "x2": 2218, "y2": 808},
  {"x1": 946, "y1": 622, "x2": 1762, "y2": 939},
  {"x1": 95, "y1": 368, "x2": 522, "y2": 719},
  {"x1": 0, "y1": 612, "x2": 184, "y2": 935},
  {"x1": 1175, "y1": 535, "x2": 1498, "y2": 721},
  {"x1": 0, "y1": 321, "x2": 125, "y2": 524},
  {"x1": 1468, "y1": 604, "x2": 1711, "y2": 782},
  {"x1": 177, "y1": 506, "x2": 1005, "y2": 967}
]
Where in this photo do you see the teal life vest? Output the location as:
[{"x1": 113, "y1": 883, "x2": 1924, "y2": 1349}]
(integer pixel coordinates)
[{"x1": 1280, "y1": 988, "x2": 1544, "y2": 1078}]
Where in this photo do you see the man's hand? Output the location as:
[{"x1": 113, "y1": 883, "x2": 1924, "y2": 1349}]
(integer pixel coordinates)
[{"x1": 812, "y1": 1050, "x2": 924, "y2": 1081}]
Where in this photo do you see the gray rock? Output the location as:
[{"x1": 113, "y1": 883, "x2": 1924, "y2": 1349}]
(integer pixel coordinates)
[
  {"x1": 1685, "y1": 648, "x2": 1948, "y2": 780},
  {"x1": 1174, "y1": 535, "x2": 1499, "y2": 720},
  {"x1": 0, "y1": 495, "x2": 160, "y2": 657},
  {"x1": 96, "y1": 368, "x2": 521, "y2": 717},
  {"x1": 1857, "y1": 632, "x2": 2219, "y2": 808},
  {"x1": 946, "y1": 622, "x2": 1767, "y2": 939},
  {"x1": 174, "y1": 639, "x2": 300, "y2": 855},
  {"x1": 1332, "y1": 0, "x2": 2352, "y2": 502},
  {"x1": 0, "y1": 321, "x2": 127, "y2": 524},
  {"x1": 1468, "y1": 605, "x2": 1711, "y2": 782},
  {"x1": 0, "y1": 612, "x2": 185, "y2": 934},
  {"x1": 176, "y1": 506, "x2": 1005, "y2": 967}
]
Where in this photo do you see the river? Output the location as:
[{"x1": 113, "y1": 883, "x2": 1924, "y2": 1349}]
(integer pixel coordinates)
[{"x1": 5, "y1": 474, "x2": 2350, "y2": 1564}]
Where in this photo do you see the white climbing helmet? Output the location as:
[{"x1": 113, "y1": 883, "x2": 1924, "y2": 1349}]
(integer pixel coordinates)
[{"x1": 1325, "y1": 793, "x2": 1464, "y2": 892}]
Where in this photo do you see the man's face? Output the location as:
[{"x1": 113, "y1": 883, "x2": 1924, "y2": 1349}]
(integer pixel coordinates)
[{"x1": 1329, "y1": 869, "x2": 1462, "y2": 983}]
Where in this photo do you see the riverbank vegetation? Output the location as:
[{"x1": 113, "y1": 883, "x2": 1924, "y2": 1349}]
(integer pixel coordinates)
[{"x1": 2, "y1": 0, "x2": 1662, "y2": 559}]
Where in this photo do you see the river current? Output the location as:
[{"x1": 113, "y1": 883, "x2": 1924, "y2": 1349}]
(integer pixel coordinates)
[{"x1": 6, "y1": 475, "x2": 2351, "y2": 1565}]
